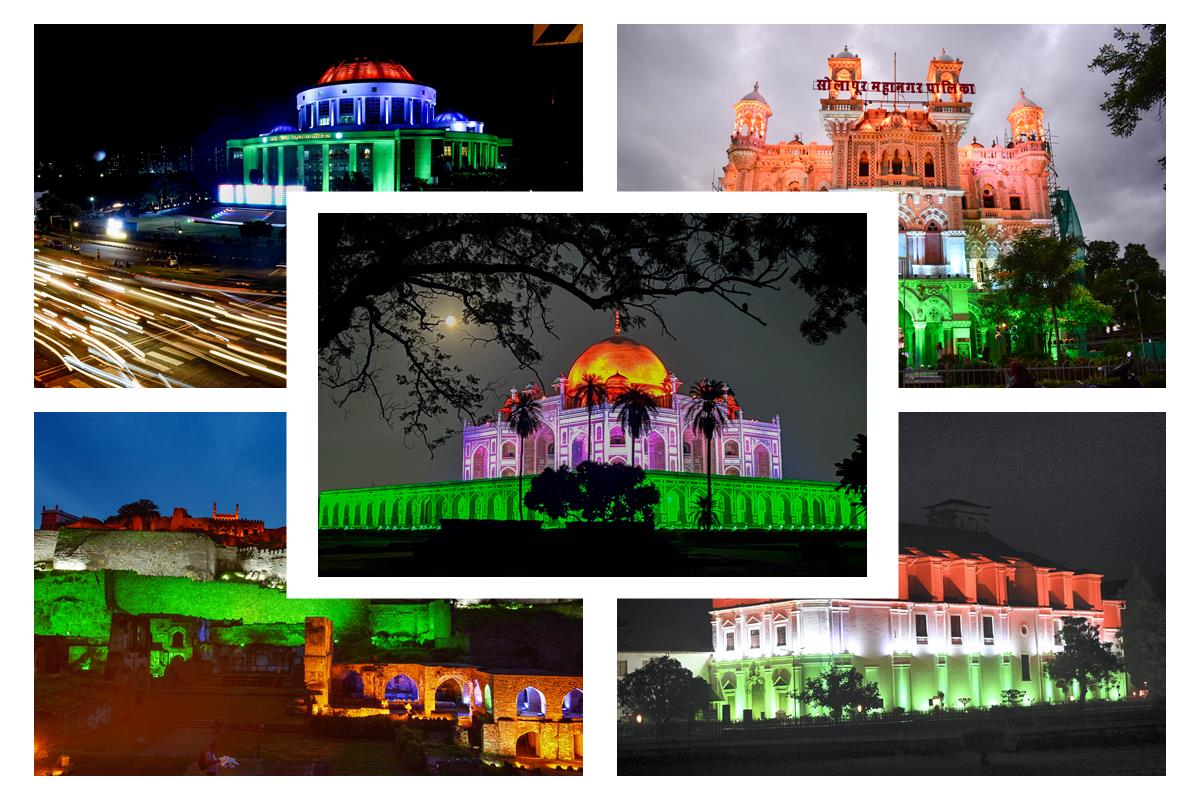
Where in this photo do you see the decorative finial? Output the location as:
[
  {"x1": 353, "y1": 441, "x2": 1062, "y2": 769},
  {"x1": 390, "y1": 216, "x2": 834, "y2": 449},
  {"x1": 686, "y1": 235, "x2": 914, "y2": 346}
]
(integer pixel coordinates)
[
  {"x1": 614, "y1": 308, "x2": 622, "y2": 335},
  {"x1": 753, "y1": 81, "x2": 759, "y2": 92}
]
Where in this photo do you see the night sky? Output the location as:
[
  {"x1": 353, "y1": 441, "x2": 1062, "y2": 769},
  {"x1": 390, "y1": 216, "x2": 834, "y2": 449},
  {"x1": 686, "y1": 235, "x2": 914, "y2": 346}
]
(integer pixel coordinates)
[
  {"x1": 34, "y1": 25, "x2": 580, "y2": 163},
  {"x1": 319, "y1": 223, "x2": 866, "y2": 490},
  {"x1": 900, "y1": 413, "x2": 1164, "y2": 581},
  {"x1": 35, "y1": 412, "x2": 286, "y2": 527},
  {"x1": 619, "y1": 599, "x2": 715, "y2": 652},
  {"x1": 618, "y1": 25, "x2": 1166, "y2": 266}
]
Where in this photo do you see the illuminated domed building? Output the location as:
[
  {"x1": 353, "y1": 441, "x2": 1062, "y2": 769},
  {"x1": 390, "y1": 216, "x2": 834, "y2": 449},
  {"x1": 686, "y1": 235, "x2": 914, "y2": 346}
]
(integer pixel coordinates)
[
  {"x1": 221, "y1": 57, "x2": 511, "y2": 205},
  {"x1": 462, "y1": 315, "x2": 783, "y2": 480},
  {"x1": 319, "y1": 315, "x2": 859, "y2": 532}
]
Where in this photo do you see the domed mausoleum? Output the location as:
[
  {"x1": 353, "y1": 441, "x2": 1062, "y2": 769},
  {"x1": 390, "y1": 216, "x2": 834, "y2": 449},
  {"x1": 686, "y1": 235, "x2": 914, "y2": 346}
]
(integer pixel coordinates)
[
  {"x1": 462, "y1": 314, "x2": 780, "y2": 481},
  {"x1": 221, "y1": 56, "x2": 511, "y2": 205}
]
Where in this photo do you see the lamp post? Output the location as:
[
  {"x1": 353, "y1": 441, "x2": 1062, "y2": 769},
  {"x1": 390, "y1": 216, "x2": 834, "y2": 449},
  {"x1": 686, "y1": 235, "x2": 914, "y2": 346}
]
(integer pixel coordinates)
[{"x1": 1126, "y1": 279, "x2": 1146, "y2": 364}]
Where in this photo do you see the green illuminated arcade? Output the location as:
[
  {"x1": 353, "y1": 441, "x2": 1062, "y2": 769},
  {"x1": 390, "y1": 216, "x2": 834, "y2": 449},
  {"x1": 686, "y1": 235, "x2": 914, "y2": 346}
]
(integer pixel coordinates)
[{"x1": 222, "y1": 57, "x2": 511, "y2": 203}]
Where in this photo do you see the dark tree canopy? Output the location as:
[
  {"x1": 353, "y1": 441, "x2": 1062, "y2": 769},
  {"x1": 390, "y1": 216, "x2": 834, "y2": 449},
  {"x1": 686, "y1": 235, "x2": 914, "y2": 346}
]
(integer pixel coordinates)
[
  {"x1": 791, "y1": 663, "x2": 883, "y2": 721},
  {"x1": 1045, "y1": 617, "x2": 1124, "y2": 705},
  {"x1": 319, "y1": 213, "x2": 865, "y2": 455},
  {"x1": 525, "y1": 462, "x2": 660, "y2": 524},
  {"x1": 110, "y1": 499, "x2": 159, "y2": 522},
  {"x1": 617, "y1": 655, "x2": 713, "y2": 724},
  {"x1": 1088, "y1": 26, "x2": 1166, "y2": 142},
  {"x1": 834, "y1": 433, "x2": 866, "y2": 521}
]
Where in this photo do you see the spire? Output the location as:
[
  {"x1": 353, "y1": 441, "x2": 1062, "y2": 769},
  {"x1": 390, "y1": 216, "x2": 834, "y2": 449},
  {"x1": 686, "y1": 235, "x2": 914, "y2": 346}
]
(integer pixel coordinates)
[
  {"x1": 753, "y1": 81, "x2": 759, "y2": 93},
  {"x1": 614, "y1": 308, "x2": 622, "y2": 335}
]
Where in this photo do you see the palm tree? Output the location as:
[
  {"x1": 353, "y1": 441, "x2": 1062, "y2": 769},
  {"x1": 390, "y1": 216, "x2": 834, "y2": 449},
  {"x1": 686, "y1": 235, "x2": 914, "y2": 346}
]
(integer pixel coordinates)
[
  {"x1": 612, "y1": 386, "x2": 658, "y2": 470},
  {"x1": 684, "y1": 378, "x2": 732, "y2": 531},
  {"x1": 506, "y1": 390, "x2": 544, "y2": 522},
  {"x1": 571, "y1": 373, "x2": 607, "y2": 462}
]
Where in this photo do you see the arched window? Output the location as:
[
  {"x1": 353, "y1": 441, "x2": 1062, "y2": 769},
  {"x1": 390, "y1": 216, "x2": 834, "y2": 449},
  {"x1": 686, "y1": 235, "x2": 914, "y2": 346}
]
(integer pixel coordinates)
[
  {"x1": 858, "y1": 152, "x2": 869, "y2": 177},
  {"x1": 170, "y1": 631, "x2": 184, "y2": 649},
  {"x1": 724, "y1": 466, "x2": 740, "y2": 476},
  {"x1": 342, "y1": 671, "x2": 364, "y2": 698},
  {"x1": 471, "y1": 445, "x2": 487, "y2": 479},
  {"x1": 646, "y1": 432, "x2": 666, "y2": 471},
  {"x1": 724, "y1": 440, "x2": 739, "y2": 458},
  {"x1": 923, "y1": 153, "x2": 935, "y2": 178},
  {"x1": 562, "y1": 689, "x2": 583, "y2": 719},
  {"x1": 924, "y1": 222, "x2": 943, "y2": 266},
  {"x1": 891, "y1": 149, "x2": 903, "y2": 175},
  {"x1": 517, "y1": 686, "x2": 546, "y2": 717},
  {"x1": 501, "y1": 441, "x2": 516, "y2": 459},
  {"x1": 385, "y1": 674, "x2": 420, "y2": 702},
  {"x1": 754, "y1": 444, "x2": 771, "y2": 477},
  {"x1": 982, "y1": 185, "x2": 996, "y2": 209},
  {"x1": 609, "y1": 427, "x2": 626, "y2": 446}
]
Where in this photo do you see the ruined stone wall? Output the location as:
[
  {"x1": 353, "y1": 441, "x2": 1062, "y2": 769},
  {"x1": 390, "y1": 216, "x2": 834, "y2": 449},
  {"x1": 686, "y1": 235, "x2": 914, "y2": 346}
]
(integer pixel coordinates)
[
  {"x1": 214, "y1": 545, "x2": 287, "y2": 585},
  {"x1": 481, "y1": 718, "x2": 583, "y2": 761},
  {"x1": 490, "y1": 673, "x2": 583, "y2": 722},
  {"x1": 35, "y1": 529, "x2": 58, "y2": 564},
  {"x1": 48, "y1": 529, "x2": 217, "y2": 580}
]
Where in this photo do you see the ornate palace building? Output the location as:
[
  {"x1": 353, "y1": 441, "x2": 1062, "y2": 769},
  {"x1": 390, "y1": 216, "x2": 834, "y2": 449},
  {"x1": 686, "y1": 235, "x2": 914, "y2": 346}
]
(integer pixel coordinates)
[
  {"x1": 320, "y1": 317, "x2": 861, "y2": 532},
  {"x1": 720, "y1": 48, "x2": 1078, "y2": 366},
  {"x1": 222, "y1": 57, "x2": 511, "y2": 205},
  {"x1": 700, "y1": 501, "x2": 1127, "y2": 721}
]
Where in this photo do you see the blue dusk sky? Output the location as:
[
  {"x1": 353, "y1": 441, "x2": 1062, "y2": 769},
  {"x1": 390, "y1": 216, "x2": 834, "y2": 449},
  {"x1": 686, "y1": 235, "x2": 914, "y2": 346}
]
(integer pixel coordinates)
[{"x1": 35, "y1": 412, "x2": 286, "y2": 528}]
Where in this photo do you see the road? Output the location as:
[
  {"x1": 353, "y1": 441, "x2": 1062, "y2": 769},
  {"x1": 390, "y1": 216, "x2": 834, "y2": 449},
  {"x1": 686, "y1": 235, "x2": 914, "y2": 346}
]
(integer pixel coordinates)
[{"x1": 34, "y1": 244, "x2": 287, "y2": 388}]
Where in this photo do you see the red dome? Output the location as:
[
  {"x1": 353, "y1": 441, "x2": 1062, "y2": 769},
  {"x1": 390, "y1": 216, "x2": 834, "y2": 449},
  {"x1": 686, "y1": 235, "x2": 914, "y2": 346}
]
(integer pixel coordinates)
[
  {"x1": 567, "y1": 335, "x2": 670, "y2": 397},
  {"x1": 318, "y1": 57, "x2": 415, "y2": 85}
]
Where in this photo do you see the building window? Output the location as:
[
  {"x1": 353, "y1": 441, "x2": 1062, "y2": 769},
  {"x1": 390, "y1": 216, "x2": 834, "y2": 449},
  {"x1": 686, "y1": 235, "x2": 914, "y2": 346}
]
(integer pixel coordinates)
[
  {"x1": 610, "y1": 428, "x2": 626, "y2": 446},
  {"x1": 1054, "y1": 620, "x2": 1063, "y2": 647},
  {"x1": 923, "y1": 153, "x2": 935, "y2": 178},
  {"x1": 858, "y1": 152, "x2": 869, "y2": 177},
  {"x1": 982, "y1": 616, "x2": 995, "y2": 645},
  {"x1": 1010, "y1": 195, "x2": 1023, "y2": 211},
  {"x1": 724, "y1": 631, "x2": 734, "y2": 651},
  {"x1": 749, "y1": 628, "x2": 760, "y2": 649},
  {"x1": 1021, "y1": 654, "x2": 1032, "y2": 682},
  {"x1": 915, "y1": 613, "x2": 928, "y2": 643},
  {"x1": 982, "y1": 186, "x2": 996, "y2": 208},
  {"x1": 950, "y1": 614, "x2": 963, "y2": 645},
  {"x1": 617, "y1": 660, "x2": 628, "y2": 677},
  {"x1": 338, "y1": 98, "x2": 355, "y2": 125},
  {"x1": 775, "y1": 625, "x2": 787, "y2": 647}
]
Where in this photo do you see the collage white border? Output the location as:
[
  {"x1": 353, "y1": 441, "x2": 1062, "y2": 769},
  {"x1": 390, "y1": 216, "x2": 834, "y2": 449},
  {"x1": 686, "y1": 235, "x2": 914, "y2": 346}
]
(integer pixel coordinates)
[{"x1": 12, "y1": 1, "x2": 1195, "y2": 792}]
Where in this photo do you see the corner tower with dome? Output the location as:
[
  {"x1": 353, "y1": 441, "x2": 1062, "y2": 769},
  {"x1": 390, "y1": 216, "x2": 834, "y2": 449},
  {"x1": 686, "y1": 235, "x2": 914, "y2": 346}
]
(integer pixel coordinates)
[
  {"x1": 719, "y1": 47, "x2": 1063, "y2": 368},
  {"x1": 461, "y1": 314, "x2": 784, "y2": 481},
  {"x1": 222, "y1": 56, "x2": 511, "y2": 204}
]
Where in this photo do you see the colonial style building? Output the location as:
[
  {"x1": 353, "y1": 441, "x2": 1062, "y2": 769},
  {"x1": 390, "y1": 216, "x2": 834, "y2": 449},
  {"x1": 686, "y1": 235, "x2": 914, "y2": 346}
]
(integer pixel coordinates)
[
  {"x1": 720, "y1": 47, "x2": 1078, "y2": 366},
  {"x1": 703, "y1": 502, "x2": 1126, "y2": 720}
]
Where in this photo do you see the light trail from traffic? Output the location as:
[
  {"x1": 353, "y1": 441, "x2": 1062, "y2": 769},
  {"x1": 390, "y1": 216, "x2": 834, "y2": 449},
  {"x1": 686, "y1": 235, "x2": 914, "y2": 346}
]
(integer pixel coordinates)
[{"x1": 34, "y1": 247, "x2": 287, "y2": 388}]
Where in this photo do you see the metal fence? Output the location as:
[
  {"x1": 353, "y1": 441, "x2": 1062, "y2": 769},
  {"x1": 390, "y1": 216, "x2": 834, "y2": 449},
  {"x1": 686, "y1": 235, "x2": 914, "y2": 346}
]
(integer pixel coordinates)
[
  {"x1": 900, "y1": 362, "x2": 1166, "y2": 388},
  {"x1": 617, "y1": 702, "x2": 1164, "y2": 753}
]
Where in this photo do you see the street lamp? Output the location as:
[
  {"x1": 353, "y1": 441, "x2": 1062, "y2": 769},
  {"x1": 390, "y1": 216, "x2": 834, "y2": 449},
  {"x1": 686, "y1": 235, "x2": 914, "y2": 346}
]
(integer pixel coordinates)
[
  {"x1": 1126, "y1": 279, "x2": 1146, "y2": 364},
  {"x1": 88, "y1": 196, "x2": 95, "y2": 213}
]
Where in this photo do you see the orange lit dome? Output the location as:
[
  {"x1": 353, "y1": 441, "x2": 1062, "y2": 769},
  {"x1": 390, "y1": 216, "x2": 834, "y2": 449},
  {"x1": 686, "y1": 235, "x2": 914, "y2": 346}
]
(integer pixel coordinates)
[
  {"x1": 318, "y1": 57, "x2": 415, "y2": 85},
  {"x1": 567, "y1": 335, "x2": 670, "y2": 396}
]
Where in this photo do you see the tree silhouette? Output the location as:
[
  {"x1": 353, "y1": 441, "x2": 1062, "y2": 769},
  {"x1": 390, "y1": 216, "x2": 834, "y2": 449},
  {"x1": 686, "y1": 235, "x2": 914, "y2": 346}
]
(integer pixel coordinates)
[
  {"x1": 319, "y1": 213, "x2": 865, "y2": 455},
  {"x1": 612, "y1": 386, "x2": 658, "y2": 470},
  {"x1": 1088, "y1": 25, "x2": 1165, "y2": 171},
  {"x1": 684, "y1": 379, "x2": 731, "y2": 530},
  {"x1": 109, "y1": 499, "x2": 159, "y2": 524},
  {"x1": 505, "y1": 391, "x2": 544, "y2": 522},
  {"x1": 525, "y1": 462, "x2": 659, "y2": 523},
  {"x1": 790, "y1": 664, "x2": 883, "y2": 721},
  {"x1": 617, "y1": 655, "x2": 712, "y2": 724},
  {"x1": 571, "y1": 373, "x2": 607, "y2": 462},
  {"x1": 1046, "y1": 617, "x2": 1124, "y2": 706},
  {"x1": 834, "y1": 433, "x2": 866, "y2": 523}
]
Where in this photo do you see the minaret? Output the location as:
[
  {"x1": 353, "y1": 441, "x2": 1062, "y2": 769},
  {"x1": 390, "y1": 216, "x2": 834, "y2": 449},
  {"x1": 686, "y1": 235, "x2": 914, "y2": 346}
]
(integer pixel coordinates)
[{"x1": 727, "y1": 82, "x2": 772, "y2": 180}]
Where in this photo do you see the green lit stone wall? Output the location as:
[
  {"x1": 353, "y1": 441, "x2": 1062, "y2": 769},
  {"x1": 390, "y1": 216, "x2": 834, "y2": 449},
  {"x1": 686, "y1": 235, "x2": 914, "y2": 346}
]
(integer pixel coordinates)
[
  {"x1": 319, "y1": 471, "x2": 862, "y2": 531},
  {"x1": 35, "y1": 572, "x2": 453, "y2": 645},
  {"x1": 898, "y1": 278, "x2": 980, "y2": 367}
]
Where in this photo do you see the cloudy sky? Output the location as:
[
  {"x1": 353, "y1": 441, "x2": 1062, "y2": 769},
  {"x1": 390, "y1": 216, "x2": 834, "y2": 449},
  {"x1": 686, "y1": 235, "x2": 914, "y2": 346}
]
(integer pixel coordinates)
[
  {"x1": 899, "y1": 413, "x2": 1164, "y2": 580},
  {"x1": 618, "y1": 25, "x2": 1165, "y2": 266}
]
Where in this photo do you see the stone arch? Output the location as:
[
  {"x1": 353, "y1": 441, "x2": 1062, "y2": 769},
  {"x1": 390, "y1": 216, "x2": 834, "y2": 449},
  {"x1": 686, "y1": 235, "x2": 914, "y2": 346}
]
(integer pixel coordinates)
[
  {"x1": 385, "y1": 673, "x2": 420, "y2": 703},
  {"x1": 501, "y1": 441, "x2": 516, "y2": 460},
  {"x1": 433, "y1": 675, "x2": 469, "y2": 713},
  {"x1": 608, "y1": 426, "x2": 626, "y2": 446},
  {"x1": 724, "y1": 466, "x2": 740, "y2": 476},
  {"x1": 562, "y1": 688, "x2": 583, "y2": 719},
  {"x1": 515, "y1": 731, "x2": 540, "y2": 758},
  {"x1": 392, "y1": 499, "x2": 402, "y2": 528},
  {"x1": 724, "y1": 439, "x2": 740, "y2": 458},
  {"x1": 342, "y1": 670, "x2": 364, "y2": 699},
  {"x1": 609, "y1": 456, "x2": 627, "y2": 466},
  {"x1": 500, "y1": 466, "x2": 516, "y2": 478},
  {"x1": 736, "y1": 493, "x2": 751, "y2": 524},
  {"x1": 571, "y1": 432, "x2": 587, "y2": 467},
  {"x1": 522, "y1": 424, "x2": 555, "y2": 476},
  {"x1": 470, "y1": 494, "x2": 483, "y2": 520},
  {"x1": 645, "y1": 430, "x2": 666, "y2": 471},
  {"x1": 517, "y1": 685, "x2": 546, "y2": 717},
  {"x1": 321, "y1": 504, "x2": 330, "y2": 527},
  {"x1": 814, "y1": 499, "x2": 827, "y2": 527},
  {"x1": 471, "y1": 445, "x2": 488, "y2": 479},
  {"x1": 490, "y1": 493, "x2": 505, "y2": 520},
  {"x1": 753, "y1": 443, "x2": 771, "y2": 477},
  {"x1": 420, "y1": 497, "x2": 434, "y2": 526},
  {"x1": 456, "y1": 495, "x2": 469, "y2": 518},
  {"x1": 664, "y1": 488, "x2": 684, "y2": 524}
]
